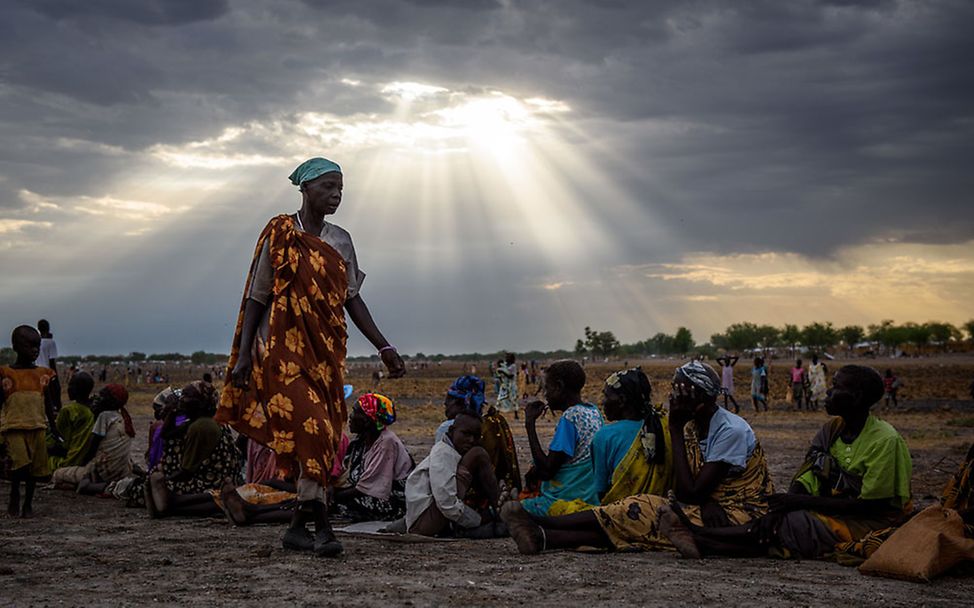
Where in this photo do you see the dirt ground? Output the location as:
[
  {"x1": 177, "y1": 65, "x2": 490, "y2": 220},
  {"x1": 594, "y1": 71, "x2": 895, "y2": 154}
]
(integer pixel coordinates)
[{"x1": 2, "y1": 359, "x2": 974, "y2": 606}]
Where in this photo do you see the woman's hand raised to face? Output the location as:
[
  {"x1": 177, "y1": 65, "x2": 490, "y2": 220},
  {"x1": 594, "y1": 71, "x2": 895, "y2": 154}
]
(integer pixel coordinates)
[
  {"x1": 667, "y1": 381, "x2": 697, "y2": 428},
  {"x1": 523, "y1": 400, "x2": 547, "y2": 425}
]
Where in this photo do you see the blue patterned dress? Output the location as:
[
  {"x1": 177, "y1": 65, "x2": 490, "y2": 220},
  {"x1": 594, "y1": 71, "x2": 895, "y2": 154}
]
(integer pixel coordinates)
[{"x1": 521, "y1": 403, "x2": 604, "y2": 516}]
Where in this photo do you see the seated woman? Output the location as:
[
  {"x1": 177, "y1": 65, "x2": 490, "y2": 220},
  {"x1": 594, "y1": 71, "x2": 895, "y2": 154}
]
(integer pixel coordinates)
[
  {"x1": 438, "y1": 375, "x2": 521, "y2": 494},
  {"x1": 47, "y1": 372, "x2": 95, "y2": 470},
  {"x1": 52, "y1": 384, "x2": 136, "y2": 494},
  {"x1": 330, "y1": 393, "x2": 413, "y2": 522},
  {"x1": 502, "y1": 360, "x2": 773, "y2": 555},
  {"x1": 550, "y1": 367, "x2": 672, "y2": 514},
  {"x1": 518, "y1": 360, "x2": 604, "y2": 517},
  {"x1": 145, "y1": 381, "x2": 242, "y2": 517},
  {"x1": 147, "y1": 387, "x2": 183, "y2": 470},
  {"x1": 664, "y1": 365, "x2": 913, "y2": 560}
]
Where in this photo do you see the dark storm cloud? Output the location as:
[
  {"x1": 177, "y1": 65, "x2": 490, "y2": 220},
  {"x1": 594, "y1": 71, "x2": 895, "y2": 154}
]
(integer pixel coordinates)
[
  {"x1": 2, "y1": 0, "x2": 973, "y2": 257},
  {"x1": 27, "y1": 0, "x2": 230, "y2": 26}
]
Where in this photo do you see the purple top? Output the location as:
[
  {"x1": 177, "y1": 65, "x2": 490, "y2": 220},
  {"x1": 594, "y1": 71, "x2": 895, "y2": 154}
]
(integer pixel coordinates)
[{"x1": 148, "y1": 414, "x2": 188, "y2": 469}]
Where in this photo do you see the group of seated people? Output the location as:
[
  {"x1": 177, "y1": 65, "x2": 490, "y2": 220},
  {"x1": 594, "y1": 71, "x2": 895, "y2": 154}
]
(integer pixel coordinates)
[{"x1": 40, "y1": 356, "x2": 973, "y2": 567}]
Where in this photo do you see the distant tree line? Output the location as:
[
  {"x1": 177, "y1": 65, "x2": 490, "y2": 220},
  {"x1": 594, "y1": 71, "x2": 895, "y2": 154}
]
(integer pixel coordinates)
[
  {"x1": 3, "y1": 318, "x2": 971, "y2": 367},
  {"x1": 0, "y1": 350, "x2": 231, "y2": 367},
  {"x1": 569, "y1": 318, "x2": 974, "y2": 360}
]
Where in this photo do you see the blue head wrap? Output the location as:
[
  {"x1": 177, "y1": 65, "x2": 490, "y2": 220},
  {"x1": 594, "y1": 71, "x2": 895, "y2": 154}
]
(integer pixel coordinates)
[
  {"x1": 289, "y1": 157, "x2": 342, "y2": 187},
  {"x1": 447, "y1": 375, "x2": 486, "y2": 415}
]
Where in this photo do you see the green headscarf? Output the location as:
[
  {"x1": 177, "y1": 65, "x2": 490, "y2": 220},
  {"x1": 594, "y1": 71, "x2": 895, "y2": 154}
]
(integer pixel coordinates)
[{"x1": 288, "y1": 157, "x2": 342, "y2": 187}]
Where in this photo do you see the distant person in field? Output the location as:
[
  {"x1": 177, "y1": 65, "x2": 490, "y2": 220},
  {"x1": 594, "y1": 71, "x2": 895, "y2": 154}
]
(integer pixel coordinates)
[
  {"x1": 1, "y1": 326, "x2": 58, "y2": 517},
  {"x1": 716, "y1": 354, "x2": 740, "y2": 413},
  {"x1": 751, "y1": 357, "x2": 769, "y2": 412},
  {"x1": 548, "y1": 368, "x2": 673, "y2": 515},
  {"x1": 405, "y1": 411, "x2": 504, "y2": 537},
  {"x1": 495, "y1": 352, "x2": 519, "y2": 419},
  {"x1": 790, "y1": 359, "x2": 807, "y2": 411},
  {"x1": 807, "y1": 354, "x2": 828, "y2": 410},
  {"x1": 883, "y1": 369, "x2": 901, "y2": 408},
  {"x1": 501, "y1": 361, "x2": 773, "y2": 555},
  {"x1": 47, "y1": 372, "x2": 95, "y2": 470},
  {"x1": 436, "y1": 375, "x2": 521, "y2": 495},
  {"x1": 219, "y1": 157, "x2": 404, "y2": 558},
  {"x1": 661, "y1": 365, "x2": 912, "y2": 561},
  {"x1": 53, "y1": 384, "x2": 135, "y2": 494},
  {"x1": 519, "y1": 360, "x2": 604, "y2": 516},
  {"x1": 35, "y1": 319, "x2": 61, "y2": 411}
]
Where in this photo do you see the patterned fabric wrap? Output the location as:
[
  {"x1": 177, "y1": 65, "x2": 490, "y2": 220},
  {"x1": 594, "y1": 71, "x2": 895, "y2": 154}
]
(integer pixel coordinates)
[
  {"x1": 604, "y1": 368, "x2": 652, "y2": 413},
  {"x1": 181, "y1": 381, "x2": 219, "y2": 416},
  {"x1": 357, "y1": 393, "x2": 396, "y2": 430},
  {"x1": 447, "y1": 375, "x2": 486, "y2": 415},
  {"x1": 942, "y1": 443, "x2": 974, "y2": 511},
  {"x1": 674, "y1": 360, "x2": 722, "y2": 398},
  {"x1": 218, "y1": 214, "x2": 349, "y2": 484}
]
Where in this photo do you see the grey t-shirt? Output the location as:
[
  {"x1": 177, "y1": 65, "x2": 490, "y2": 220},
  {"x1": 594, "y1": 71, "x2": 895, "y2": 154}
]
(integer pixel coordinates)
[{"x1": 247, "y1": 215, "x2": 366, "y2": 305}]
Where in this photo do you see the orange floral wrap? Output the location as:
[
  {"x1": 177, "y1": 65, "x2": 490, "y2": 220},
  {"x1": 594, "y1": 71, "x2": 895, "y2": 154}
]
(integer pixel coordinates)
[{"x1": 218, "y1": 214, "x2": 348, "y2": 484}]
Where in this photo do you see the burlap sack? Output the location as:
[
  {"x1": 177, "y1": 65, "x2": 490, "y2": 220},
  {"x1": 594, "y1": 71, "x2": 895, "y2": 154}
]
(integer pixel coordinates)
[{"x1": 859, "y1": 504, "x2": 974, "y2": 583}]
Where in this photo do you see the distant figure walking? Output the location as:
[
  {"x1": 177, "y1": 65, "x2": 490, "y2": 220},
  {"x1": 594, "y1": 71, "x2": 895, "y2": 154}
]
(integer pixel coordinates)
[
  {"x1": 883, "y1": 369, "x2": 901, "y2": 408},
  {"x1": 495, "y1": 353, "x2": 519, "y2": 419},
  {"x1": 790, "y1": 359, "x2": 807, "y2": 411},
  {"x1": 807, "y1": 354, "x2": 828, "y2": 410},
  {"x1": 716, "y1": 354, "x2": 740, "y2": 413},
  {"x1": 751, "y1": 357, "x2": 769, "y2": 412},
  {"x1": 36, "y1": 319, "x2": 61, "y2": 411}
]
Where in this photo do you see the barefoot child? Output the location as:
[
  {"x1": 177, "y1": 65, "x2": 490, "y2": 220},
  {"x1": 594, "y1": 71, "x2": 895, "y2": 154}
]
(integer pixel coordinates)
[{"x1": 1, "y1": 326, "x2": 58, "y2": 517}]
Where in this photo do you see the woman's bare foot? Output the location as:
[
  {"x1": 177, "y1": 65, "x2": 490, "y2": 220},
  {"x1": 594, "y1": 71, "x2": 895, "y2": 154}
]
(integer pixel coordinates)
[
  {"x1": 499, "y1": 501, "x2": 544, "y2": 555},
  {"x1": 220, "y1": 483, "x2": 249, "y2": 526},
  {"x1": 148, "y1": 471, "x2": 170, "y2": 514},
  {"x1": 658, "y1": 505, "x2": 701, "y2": 559}
]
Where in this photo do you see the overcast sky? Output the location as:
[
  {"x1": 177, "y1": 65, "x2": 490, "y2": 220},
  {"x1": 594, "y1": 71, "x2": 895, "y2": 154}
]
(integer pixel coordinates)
[{"x1": 2, "y1": 0, "x2": 972, "y2": 356}]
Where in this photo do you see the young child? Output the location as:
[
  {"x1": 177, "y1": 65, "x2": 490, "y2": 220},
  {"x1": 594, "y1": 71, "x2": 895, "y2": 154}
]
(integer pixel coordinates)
[
  {"x1": 717, "y1": 355, "x2": 740, "y2": 413},
  {"x1": 1, "y1": 325, "x2": 58, "y2": 517},
  {"x1": 405, "y1": 411, "x2": 502, "y2": 537},
  {"x1": 48, "y1": 371, "x2": 96, "y2": 470},
  {"x1": 519, "y1": 360, "x2": 604, "y2": 516},
  {"x1": 883, "y1": 369, "x2": 900, "y2": 408}
]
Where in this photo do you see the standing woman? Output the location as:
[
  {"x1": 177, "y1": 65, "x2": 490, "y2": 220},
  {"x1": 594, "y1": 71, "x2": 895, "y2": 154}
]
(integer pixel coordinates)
[{"x1": 218, "y1": 157, "x2": 405, "y2": 558}]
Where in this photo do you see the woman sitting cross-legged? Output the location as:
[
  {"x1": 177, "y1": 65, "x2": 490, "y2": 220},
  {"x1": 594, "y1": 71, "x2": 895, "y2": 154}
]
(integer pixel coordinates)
[
  {"x1": 145, "y1": 381, "x2": 243, "y2": 517},
  {"x1": 502, "y1": 360, "x2": 773, "y2": 555},
  {"x1": 549, "y1": 367, "x2": 673, "y2": 515}
]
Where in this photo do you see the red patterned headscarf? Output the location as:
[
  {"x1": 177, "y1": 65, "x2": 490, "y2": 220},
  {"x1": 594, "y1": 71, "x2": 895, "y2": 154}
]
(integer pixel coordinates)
[
  {"x1": 99, "y1": 384, "x2": 135, "y2": 438},
  {"x1": 356, "y1": 393, "x2": 396, "y2": 430}
]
